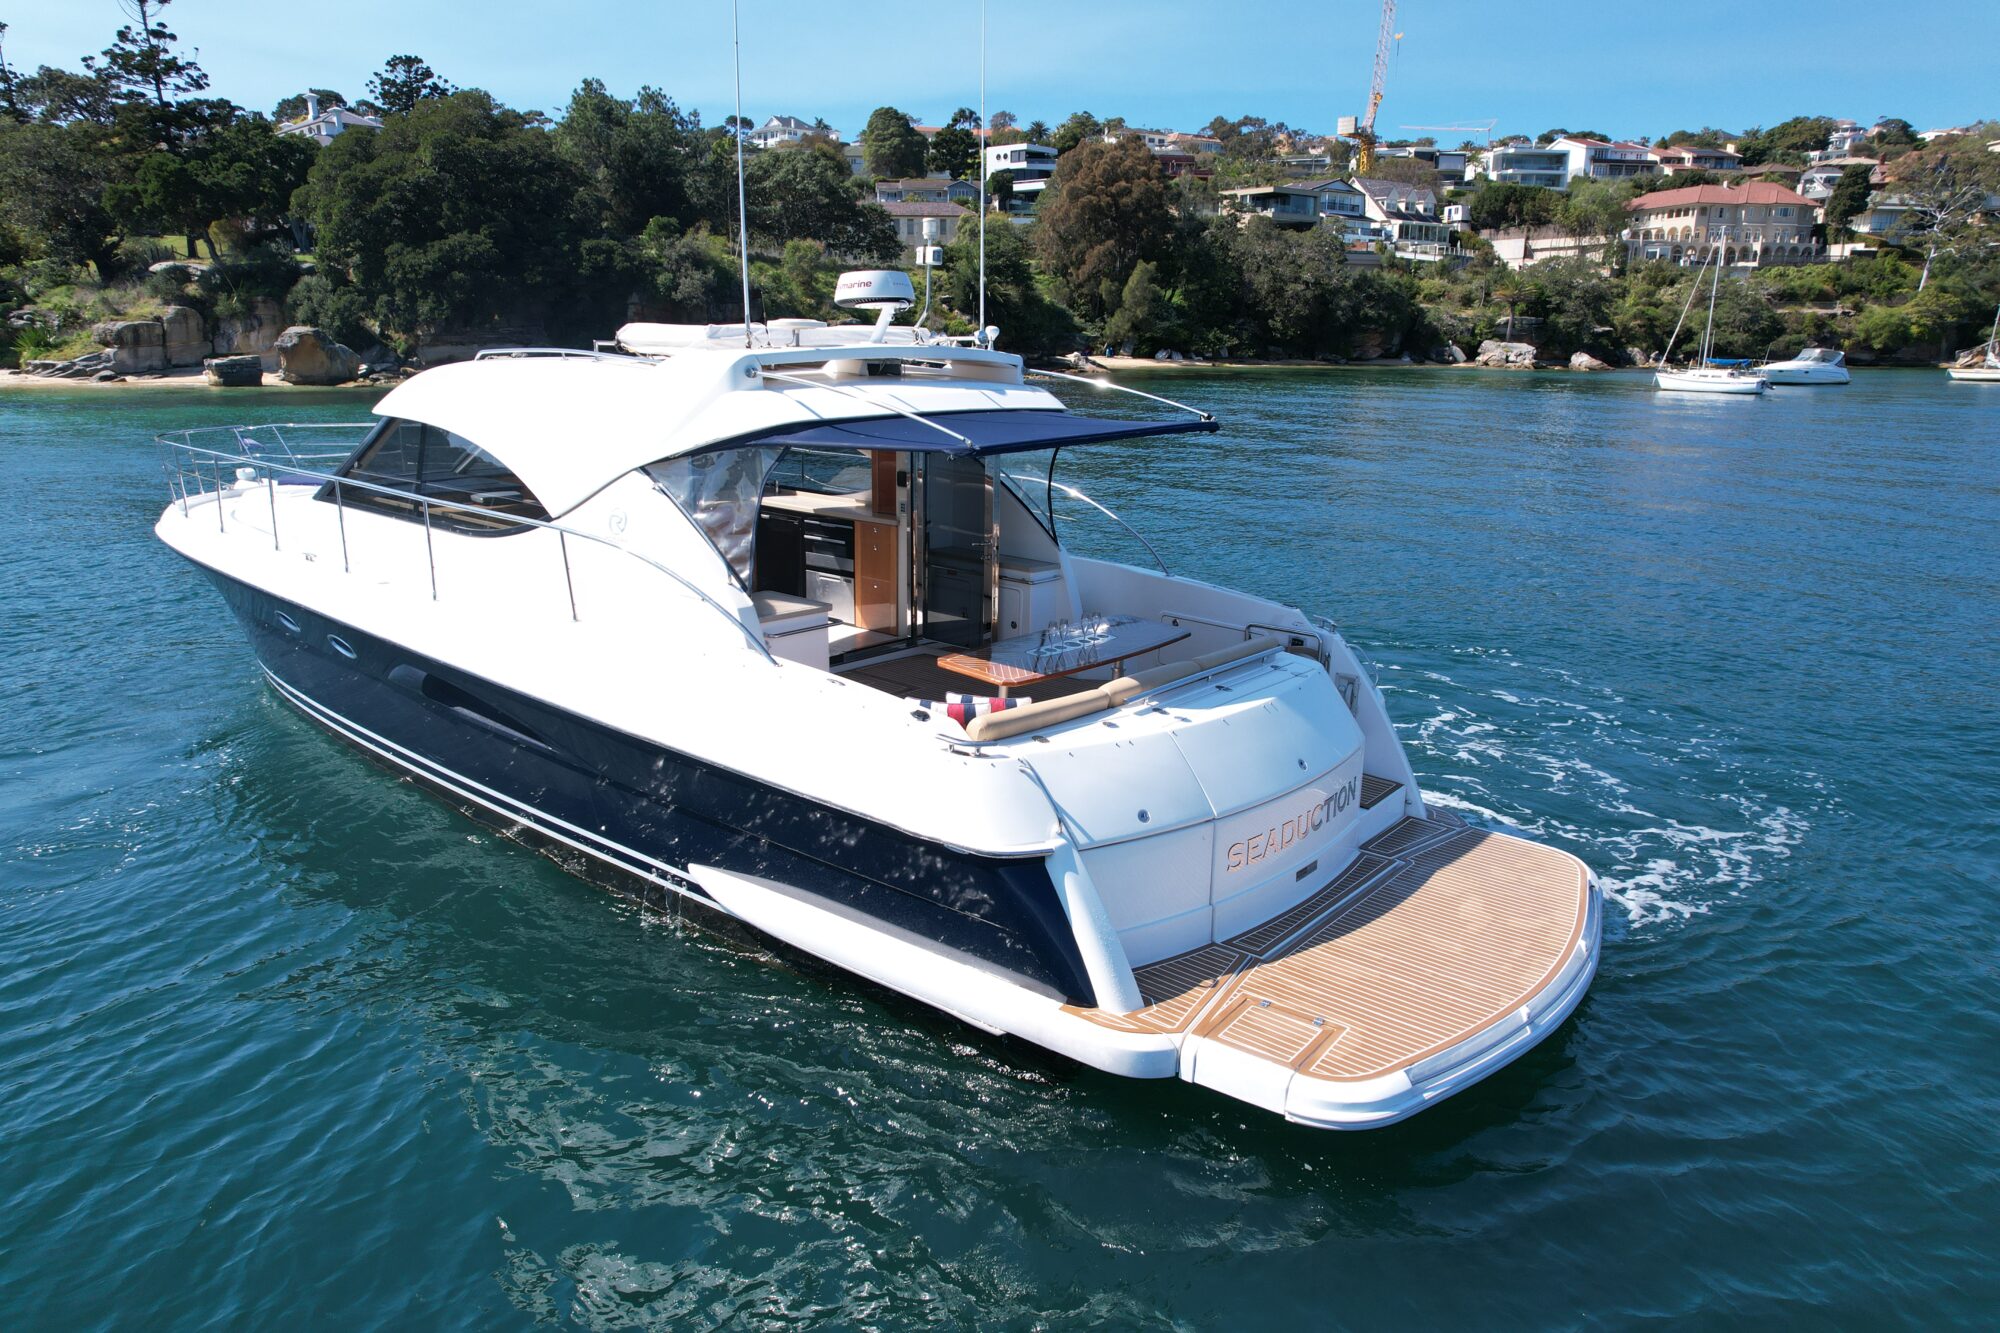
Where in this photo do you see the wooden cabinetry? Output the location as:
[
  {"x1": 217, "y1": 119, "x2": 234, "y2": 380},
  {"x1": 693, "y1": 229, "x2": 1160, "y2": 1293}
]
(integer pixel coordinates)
[{"x1": 854, "y1": 519, "x2": 897, "y2": 633}]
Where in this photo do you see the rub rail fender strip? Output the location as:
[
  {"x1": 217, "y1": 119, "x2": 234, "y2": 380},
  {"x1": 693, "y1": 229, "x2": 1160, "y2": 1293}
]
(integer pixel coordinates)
[{"x1": 690, "y1": 864, "x2": 1177, "y2": 1079}]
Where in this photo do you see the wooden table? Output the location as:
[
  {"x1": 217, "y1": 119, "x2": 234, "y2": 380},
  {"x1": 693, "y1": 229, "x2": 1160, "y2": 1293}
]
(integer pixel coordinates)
[{"x1": 935, "y1": 616, "x2": 1191, "y2": 697}]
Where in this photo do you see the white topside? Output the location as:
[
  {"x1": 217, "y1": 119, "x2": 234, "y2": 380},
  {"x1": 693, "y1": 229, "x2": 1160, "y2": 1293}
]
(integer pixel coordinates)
[{"x1": 372, "y1": 342, "x2": 1058, "y2": 517}]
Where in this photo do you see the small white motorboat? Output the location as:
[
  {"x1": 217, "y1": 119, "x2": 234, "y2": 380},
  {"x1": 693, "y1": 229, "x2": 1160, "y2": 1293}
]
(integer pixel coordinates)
[
  {"x1": 1946, "y1": 304, "x2": 2000, "y2": 382},
  {"x1": 1655, "y1": 229, "x2": 1769, "y2": 396},
  {"x1": 1761, "y1": 347, "x2": 1850, "y2": 385}
]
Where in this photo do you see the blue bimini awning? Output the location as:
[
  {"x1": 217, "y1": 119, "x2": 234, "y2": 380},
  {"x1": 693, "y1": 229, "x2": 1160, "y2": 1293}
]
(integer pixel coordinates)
[{"x1": 711, "y1": 409, "x2": 1219, "y2": 458}]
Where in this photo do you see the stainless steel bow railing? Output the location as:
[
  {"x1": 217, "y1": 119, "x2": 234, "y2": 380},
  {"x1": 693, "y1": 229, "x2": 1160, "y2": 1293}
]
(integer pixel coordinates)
[{"x1": 155, "y1": 424, "x2": 776, "y2": 663}]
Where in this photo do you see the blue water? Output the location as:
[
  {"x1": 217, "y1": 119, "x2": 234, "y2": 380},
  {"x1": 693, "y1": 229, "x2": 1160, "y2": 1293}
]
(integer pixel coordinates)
[{"x1": 3, "y1": 369, "x2": 1996, "y2": 1327}]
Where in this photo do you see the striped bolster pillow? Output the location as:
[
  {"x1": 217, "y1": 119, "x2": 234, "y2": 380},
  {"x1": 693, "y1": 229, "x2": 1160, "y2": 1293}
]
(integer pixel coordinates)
[{"x1": 907, "y1": 693, "x2": 1029, "y2": 729}]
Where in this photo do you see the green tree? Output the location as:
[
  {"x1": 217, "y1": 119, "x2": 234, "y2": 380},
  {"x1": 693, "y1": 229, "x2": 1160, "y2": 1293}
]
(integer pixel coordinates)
[
  {"x1": 1023, "y1": 118, "x2": 1050, "y2": 145},
  {"x1": 1102, "y1": 259, "x2": 1174, "y2": 353},
  {"x1": 0, "y1": 119, "x2": 124, "y2": 273},
  {"x1": 554, "y1": 79, "x2": 708, "y2": 237},
  {"x1": 1884, "y1": 127, "x2": 2000, "y2": 289},
  {"x1": 366, "y1": 55, "x2": 455, "y2": 117},
  {"x1": 1361, "y1": 155, "x2": 1441, "y2": 191},
  {"x1": 927, "y1": 123, "x2": 977, "y2": 179},
  {"x1": 1823, "y1": 163, "x2": 1874, "y2": 236},
  {"x1": 86, "y1": 0, "x2": 207, "y2": 110},
  {"x1": 745, "y1": 148, "x2": 897, "y2": 260},
  {"x1": 1736, "y1": 116, "x2": 1836, "y2": 167},
  {"x1": 1465, "y1": 182, "x2": 1557, "y2": 230},
  {"x1": 859, "y1": 105, "x2": 925, "y2": 178},
  {"x1": 939, "y1": 215, "x2": 1076, "y2": 357},
  {"x1": 1034, "y1": 136, "x2": 1172, "y2": 320},
  {"x1": 296, "y1": 90, "x2": 589, "y2": 348},
  {"x1": 0, "y1": 22, "x2": 21, "y2": 124},
  {"x1": 1050, "y1": 110, "x2": 1100, "y2": 155},
  {"x1": 13, "y1": 65, "x2": 118, "y2": 126}
]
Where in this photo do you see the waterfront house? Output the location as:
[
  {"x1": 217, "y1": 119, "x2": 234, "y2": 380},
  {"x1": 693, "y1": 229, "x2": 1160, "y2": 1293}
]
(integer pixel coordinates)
[
  {"x1": 1482, "y1": 226, "x2": 1617, "y2": 270},
  {"x1": 881, "y1": 200, "x2": 969, "y2": 256},
  {"x1": 1624, "y1": 182, "x2": 1821, "y2": 268},
  {"x1": 1798, "y1": 157, "x2": 1884, "y2": 202},
  {"x1": 875, "y1": 178, "x2": 979, "y2": 207},
  {"x1": 750, "y1": 115, "x2": 837, "y2": 149},
  {"x1": 1552, "y1": 136, "x2": 1663, "y2": 185},
  {"x1": 1353, "y1": 177, "x2": 1456, "y2": 257},
  {"x1": 276, "y1": 94, "x2": 382, "y2": 146},
  {"x1": 1220, "y1": 184, "x2": 1322, "y2": 230},
  {"x1": 1378, "y1": 145, "x2": 1472, "y2": 179},
  {"x1": 1654, "y1": 144, "x2": 1744, "y2": 175},
  {"x1": 1292, "y1": 177, "x2": 1374, "y2": 242},
  {"x1": 1166, "y1": 132, "x2": 1223, "y2": 155}
]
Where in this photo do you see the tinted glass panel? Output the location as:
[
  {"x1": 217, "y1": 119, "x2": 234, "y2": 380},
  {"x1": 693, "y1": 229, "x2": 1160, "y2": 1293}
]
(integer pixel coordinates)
[{"x1": 328, "y1": 418, "x2": 547, "y2": 531}]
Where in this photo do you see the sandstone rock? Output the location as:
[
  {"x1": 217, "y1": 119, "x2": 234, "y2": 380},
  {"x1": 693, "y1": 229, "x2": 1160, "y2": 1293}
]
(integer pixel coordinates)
[
  {"x1": 93, "y1": 370, "x2": 124, "y2": 382},
  {"x1": 148, "y1": 258, "x2": 209, "y2": 277},
  {"x1": 1474, "y1": 339, "x2": 1537, "y2": 369},
  {"x1": 204, "y1": 354, "x2": 265, "y2": 387},
  {"x1": 1569, "y1": 351, "x2": 1612, "y2": 372},
  {"x1": 211, "y1": 297, "x2": 287, "y2": 369},
  {"x1": 1348, "y1": 329, "x2": 1390, "y2": 360},
  {"x1": 1953, "y1": 342, "x2": 1997, "y2": 368},
  {"x1": 160, "y1": 305, "x2": 209, "y2": 367},
  {"x1": 91, "y1": 319, "x2": 168, "y2": 375},
  {"x1": 1625, "y1": 346, "x2": 1652, "y2": 368},
  {"x1": 274, "y1": 325, "x2": 361, "y2": 385}
]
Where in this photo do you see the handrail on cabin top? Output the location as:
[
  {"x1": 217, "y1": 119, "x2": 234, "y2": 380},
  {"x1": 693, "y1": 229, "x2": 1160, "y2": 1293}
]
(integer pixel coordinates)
[{"x1": 155, "y1": 427, "x2": 776, "y2": 665}]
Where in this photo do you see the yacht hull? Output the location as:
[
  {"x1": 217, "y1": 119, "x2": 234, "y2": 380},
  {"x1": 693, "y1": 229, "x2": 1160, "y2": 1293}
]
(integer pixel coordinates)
[
  {"x1": 1762, "y1": 367, "x2": 1849, "y2": 385},
  {"x1": 1946, "y1": 367, "x2": 2000, "y2": 382},
  {"x1": 1654, "y1": 370, "x2": 1768, "y2": 394},
  {"x1": 199, "y1": 566, "x2": 1104, "y2": 1007}
]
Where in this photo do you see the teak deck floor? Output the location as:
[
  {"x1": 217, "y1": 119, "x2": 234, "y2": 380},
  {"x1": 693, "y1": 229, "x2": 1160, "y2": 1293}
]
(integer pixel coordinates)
[
  {"x1": 1072, "y1": 815, "x2": 1590, "y2": 1083},
  {"x1": 838, "y1": 651, "x2": 1099, "y2": 704}
]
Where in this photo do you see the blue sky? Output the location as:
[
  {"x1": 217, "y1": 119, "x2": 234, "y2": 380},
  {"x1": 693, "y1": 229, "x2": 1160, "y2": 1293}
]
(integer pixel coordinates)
[{"x1": 5, "y1": 1, "x2": 1991, "y2": 142}]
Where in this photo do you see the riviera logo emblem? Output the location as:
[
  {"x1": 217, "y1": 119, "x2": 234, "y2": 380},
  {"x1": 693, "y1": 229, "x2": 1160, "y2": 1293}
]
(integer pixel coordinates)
[{"x1": 1226, "y1": 776, "x2": 1359, "y2": 873}]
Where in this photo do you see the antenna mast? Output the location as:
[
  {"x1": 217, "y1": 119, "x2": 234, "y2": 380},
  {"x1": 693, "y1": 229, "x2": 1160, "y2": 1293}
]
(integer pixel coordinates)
[
  {"x1": 977, "y1": 0, "x2": 988, "y2": 345},
  {"x1": 731, "y1": 0, "x2": 753, "y2": 348}
]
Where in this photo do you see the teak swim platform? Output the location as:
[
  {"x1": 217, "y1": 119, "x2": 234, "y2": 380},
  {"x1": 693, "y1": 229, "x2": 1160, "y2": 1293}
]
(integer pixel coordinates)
[{"x1": 1070, "y1": 815, "x2": 1597, "y2": 1118}]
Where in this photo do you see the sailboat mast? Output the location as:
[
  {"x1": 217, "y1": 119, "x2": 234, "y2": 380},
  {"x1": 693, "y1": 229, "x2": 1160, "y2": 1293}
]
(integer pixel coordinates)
[{"x1": 1702, "y1": 226, "x2": 1726, "y2": 365}]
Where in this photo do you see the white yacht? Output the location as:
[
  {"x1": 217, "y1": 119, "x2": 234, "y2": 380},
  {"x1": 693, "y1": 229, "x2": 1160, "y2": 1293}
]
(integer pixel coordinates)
[
  {"x1": 1656, "y1": 231, "x2": 1769, "y2": 396},
  {"x1": 1760, "y1": 347, "x2": 1850, "y2": 385},
  {"x1": 153, "y1": 272, "x2": 1602, "y2": 1130},
  {"x1": 1947, "y1": 305, "x2": 2000, "y2": 382}
]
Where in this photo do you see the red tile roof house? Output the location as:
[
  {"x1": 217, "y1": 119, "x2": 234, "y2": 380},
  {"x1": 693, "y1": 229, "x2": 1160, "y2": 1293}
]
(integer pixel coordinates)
[{"x1": 1624, "y1": 182, "x2": 1823, "y2": 268}]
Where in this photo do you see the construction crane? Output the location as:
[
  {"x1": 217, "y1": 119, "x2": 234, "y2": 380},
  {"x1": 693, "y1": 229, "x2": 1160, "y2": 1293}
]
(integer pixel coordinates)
[{"x1": 1337, "y1": 0, "x2": 1398, "y2": 174}]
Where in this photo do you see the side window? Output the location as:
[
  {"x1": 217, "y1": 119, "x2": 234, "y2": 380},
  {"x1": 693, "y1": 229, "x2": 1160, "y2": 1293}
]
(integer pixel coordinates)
[{"x1": 326, "y1": 418, "x2": 548, "y2": 532}]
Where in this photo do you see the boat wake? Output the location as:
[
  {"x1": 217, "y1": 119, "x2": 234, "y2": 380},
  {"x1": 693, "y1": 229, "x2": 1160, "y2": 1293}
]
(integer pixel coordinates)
[{"x1": 1376, "y1": 646, "x2": 1815, "y2": 931}]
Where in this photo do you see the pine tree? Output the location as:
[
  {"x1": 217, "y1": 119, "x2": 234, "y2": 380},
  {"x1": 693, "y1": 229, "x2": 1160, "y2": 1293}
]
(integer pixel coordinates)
[{"x1": 86, "y1": 0, "x2": 207, "y2": 109}]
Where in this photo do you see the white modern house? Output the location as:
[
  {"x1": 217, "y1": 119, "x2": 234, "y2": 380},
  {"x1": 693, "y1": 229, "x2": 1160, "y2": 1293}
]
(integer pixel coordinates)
[
  {"x1": 276, "y1": 93, "x2": 382, "y2": 146},
  {"x1": 1476, "y1": 142, "x2": 1570, "y2": 190},
  {"x1": 1552, "y1": 136, "x2": 1662, "y2": 184},
  {"x1": 982, "y1": 142, "x2": 1058, "y2": 213},
  {"x1": 1219, "y1": 184, "x2": 1322, "y2": 230}
]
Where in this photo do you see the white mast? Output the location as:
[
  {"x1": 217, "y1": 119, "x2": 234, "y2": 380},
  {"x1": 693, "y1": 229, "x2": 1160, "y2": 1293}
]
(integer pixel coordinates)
[
  {"x1": 1701, "y1": 225, "x2": 1727, "y2": 366},
  {"x1": 977, "y1": 0, "x2": 988, "y2": 345},
  {"x1": 731, "y1": 0, "x2": 754, "y2": 348}
]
